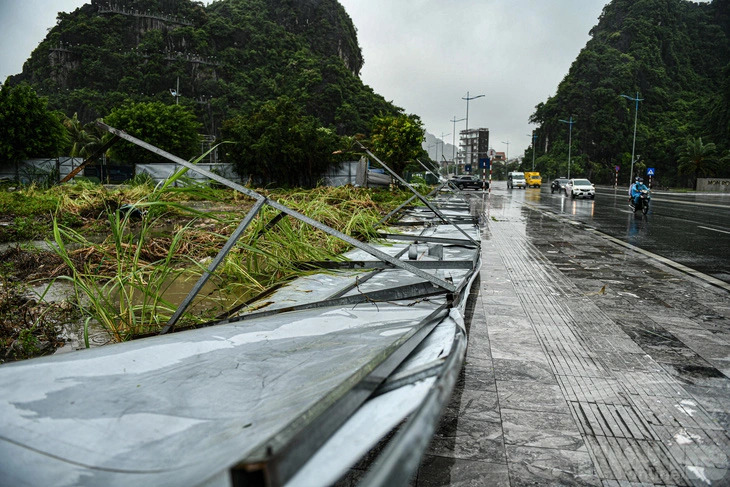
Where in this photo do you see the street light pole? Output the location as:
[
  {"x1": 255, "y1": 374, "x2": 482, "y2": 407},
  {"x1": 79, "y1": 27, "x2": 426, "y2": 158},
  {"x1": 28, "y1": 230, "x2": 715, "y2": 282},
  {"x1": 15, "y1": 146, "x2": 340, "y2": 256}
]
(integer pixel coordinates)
[
  {"x1": 450, "y1": 116, "x2": 465, "y2": 163},
  {"x1": 501, "y1": 140, "x2": 510, "y2": 162},
  {"x1": 462, "y1": 91, "x2": 484, "y2": 169},
  {"x1": 621, "y1": 92, "x2": 643, "y2": 186},
  {"x1": 559, "y1": 116, "x2": 575, "y2": 179}
]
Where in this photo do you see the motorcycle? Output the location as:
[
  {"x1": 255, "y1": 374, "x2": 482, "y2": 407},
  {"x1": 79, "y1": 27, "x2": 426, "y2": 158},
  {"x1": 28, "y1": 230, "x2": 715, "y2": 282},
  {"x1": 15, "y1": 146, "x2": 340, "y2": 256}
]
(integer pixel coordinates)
[{"x1": 629, "y1": 189, "x2": 650, "y2": 214}]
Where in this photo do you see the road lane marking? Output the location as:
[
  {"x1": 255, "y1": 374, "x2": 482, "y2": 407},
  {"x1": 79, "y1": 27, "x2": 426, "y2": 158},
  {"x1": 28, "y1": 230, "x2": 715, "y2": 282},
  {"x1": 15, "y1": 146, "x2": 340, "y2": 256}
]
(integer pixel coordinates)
[{"x1": 698, "y1": 226, "x2": 730, "y2": 235}]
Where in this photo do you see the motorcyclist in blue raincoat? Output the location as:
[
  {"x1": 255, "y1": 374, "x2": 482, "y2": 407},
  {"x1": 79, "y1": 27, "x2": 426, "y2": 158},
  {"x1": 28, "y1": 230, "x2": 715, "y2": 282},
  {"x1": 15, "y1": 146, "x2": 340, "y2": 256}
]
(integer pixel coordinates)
[{"x1": 630, "y1": 177, "x2": 649, "y2": 206}]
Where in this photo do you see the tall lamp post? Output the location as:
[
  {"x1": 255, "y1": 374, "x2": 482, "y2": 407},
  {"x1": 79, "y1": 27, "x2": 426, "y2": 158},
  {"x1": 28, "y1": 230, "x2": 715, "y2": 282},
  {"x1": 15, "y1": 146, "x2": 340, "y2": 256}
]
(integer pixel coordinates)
[
  {"x1": 621, "y1": 92, "x2": 643, "y2": 186},
  {"x1": 462, "y1": 92, "x2": 484, "y2": 169},
  {"x1": 559, "y1": 116, "x2": 575, "y2": 179},
  {"x1": 450, "y1": 116, "x2": 465, "y2": 163},
  {"x1": 501, "y1": 140, "x2": 510, "y2": 162},
  {"x1": 439, "y1": 132, "x2": 451, "y2": 161}
]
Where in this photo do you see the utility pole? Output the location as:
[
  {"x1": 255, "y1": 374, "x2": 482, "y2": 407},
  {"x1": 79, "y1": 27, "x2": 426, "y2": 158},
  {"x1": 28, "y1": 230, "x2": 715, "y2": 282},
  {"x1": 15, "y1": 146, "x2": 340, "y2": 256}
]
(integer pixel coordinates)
[
  {"x1": 621, "y1": 92, "x2": 643, "y2": 186},
  {"x1": 559, "y1": 116, "x2": 575, "y2": 179},
  {"x1": 462, "y1": 92, "x2": 484, "y2": 170},
  {"x1": 450, "y1": 116, "x2": 465, "y2": 164},
  {"x1": 501, "y1": 140, "x2": 510, "y2": 162}
]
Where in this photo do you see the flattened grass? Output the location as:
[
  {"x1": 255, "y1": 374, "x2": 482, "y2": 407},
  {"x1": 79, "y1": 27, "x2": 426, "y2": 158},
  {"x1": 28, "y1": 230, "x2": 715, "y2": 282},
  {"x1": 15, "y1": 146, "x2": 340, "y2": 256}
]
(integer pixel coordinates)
[{"x1": 48, "y1": 181, "x2": 411, "y2": 340}]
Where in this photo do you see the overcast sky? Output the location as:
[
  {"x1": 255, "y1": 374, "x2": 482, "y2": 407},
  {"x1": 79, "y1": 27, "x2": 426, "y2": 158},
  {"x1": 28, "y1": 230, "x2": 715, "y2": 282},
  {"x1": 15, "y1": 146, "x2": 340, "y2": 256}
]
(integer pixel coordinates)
[{"x1": 1, "y1": 0, "x2": 610, "y2": 158}]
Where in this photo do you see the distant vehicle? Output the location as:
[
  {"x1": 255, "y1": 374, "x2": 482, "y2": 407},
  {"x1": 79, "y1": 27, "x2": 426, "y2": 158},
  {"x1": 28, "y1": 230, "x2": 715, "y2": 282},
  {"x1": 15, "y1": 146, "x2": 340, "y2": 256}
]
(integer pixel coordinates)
[
  {"x1": 551, "y1": 177, "x2": 569, "y2": 194},
  {"x1": 565, "y1": 178, "x2": 595, "y2": 199},
  {"x1": 507, "y1": 172, "x2": 526, "y2": 189},
  {"x1": 451, "y1": 174, "x2": 487, "y2": 190},
  {"x1": 524, "y1": 172, "x2": 542, "y2": 188}
]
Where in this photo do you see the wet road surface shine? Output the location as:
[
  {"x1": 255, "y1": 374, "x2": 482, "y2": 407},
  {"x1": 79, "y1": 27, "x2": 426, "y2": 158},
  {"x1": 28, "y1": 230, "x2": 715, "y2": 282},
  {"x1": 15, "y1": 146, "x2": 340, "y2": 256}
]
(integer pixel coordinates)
[{"x1": 517, "y1": 185, "x2": 730, "y2": 284}]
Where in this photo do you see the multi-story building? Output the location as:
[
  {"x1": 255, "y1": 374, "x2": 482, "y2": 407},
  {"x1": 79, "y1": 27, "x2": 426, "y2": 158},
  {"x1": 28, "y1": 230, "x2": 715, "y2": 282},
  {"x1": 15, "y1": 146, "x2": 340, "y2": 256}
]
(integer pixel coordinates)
[{"x1": 458, "y1": 128, "x2": 490, "y2": 173}]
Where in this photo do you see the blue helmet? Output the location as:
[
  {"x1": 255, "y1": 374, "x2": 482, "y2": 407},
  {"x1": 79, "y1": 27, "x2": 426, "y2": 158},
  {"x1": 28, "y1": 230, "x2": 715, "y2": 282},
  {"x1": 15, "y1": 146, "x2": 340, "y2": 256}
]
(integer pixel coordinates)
[{"x1": 638, "y1": 177, "x2": 644, "y2": 183}]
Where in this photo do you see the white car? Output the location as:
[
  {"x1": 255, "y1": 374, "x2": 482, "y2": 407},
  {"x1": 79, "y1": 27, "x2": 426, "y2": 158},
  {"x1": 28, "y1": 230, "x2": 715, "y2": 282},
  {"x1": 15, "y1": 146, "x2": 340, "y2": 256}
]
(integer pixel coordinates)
[
  {"x1": 507, "y1": 171, "x2": 526, "y2": 189},
  {"x1": 565, "y1": 178, "x2": 595, "y2": 199}
]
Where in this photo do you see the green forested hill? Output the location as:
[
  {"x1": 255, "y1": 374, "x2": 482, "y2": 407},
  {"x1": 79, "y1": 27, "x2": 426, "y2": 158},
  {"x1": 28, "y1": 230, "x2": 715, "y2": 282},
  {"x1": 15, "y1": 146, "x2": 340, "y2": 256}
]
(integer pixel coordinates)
[
  {"x1": 528, "y1": 0, "x2": 730, "y2": 187},
  {"x1": 8, "y1": 0, "x2": 399, "y2": 137}
]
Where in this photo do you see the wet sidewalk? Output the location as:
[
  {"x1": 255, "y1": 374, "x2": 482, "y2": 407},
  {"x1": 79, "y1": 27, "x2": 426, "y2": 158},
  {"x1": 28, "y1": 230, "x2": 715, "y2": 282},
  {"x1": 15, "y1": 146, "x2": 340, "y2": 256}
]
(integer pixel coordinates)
[{"x1": 414, "y1": 197, "x2": 730, "y2": 486}]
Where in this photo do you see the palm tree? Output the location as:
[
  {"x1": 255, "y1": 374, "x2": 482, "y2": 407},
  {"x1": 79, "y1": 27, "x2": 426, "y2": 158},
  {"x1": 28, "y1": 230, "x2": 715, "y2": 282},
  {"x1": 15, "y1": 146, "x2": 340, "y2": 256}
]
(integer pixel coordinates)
[
  {"x1": 63, "y1": 113, "x2": 101, "y2": 159},
  {"x1": 677, "y1": 137, "x2": 719, "y2": 189}
]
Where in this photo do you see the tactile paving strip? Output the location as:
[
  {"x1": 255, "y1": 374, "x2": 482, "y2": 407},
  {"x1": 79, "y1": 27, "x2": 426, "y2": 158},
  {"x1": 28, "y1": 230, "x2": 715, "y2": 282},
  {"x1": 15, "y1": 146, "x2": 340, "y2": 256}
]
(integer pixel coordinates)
[{"x1": 488, "y1": 220, "x2": 730, "y2": 485}]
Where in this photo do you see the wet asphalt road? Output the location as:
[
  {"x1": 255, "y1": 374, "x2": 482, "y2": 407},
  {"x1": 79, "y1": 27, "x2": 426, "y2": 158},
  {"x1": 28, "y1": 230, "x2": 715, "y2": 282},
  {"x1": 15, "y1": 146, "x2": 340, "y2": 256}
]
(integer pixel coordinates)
[{"x1": 487, "y1": 181, "x2": 730, "y2": 284}]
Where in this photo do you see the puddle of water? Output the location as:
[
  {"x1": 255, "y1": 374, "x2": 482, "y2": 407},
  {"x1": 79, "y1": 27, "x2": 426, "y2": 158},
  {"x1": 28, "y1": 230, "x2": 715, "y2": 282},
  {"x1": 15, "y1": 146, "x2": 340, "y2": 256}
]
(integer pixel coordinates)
[{"x1": 27, "y1": 270, "x2": 241, "y2": 354}]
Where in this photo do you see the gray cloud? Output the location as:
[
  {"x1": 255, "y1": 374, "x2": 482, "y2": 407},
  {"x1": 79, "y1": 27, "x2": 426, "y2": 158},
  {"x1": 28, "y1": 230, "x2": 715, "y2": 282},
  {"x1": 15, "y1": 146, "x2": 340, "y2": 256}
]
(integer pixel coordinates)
[{"x1": 339, "y1": 0, "x2": 609, "y2": 157}]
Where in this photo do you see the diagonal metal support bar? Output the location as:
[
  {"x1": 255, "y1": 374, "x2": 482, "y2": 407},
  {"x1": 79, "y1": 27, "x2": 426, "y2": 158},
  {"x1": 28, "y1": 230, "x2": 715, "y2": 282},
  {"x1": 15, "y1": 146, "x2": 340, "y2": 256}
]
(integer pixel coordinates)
[
  {"x1": 357, "y1": 142, "x2": 479, "y2": 248},
  {"x1": 416, "y1": 159, "x2": 462, "y2": 195},
  {"x1": 323, "y1": 246, "x2": 410, "y2": 300},
  {"x1": 376, "y1": 193, "x2": 418, "y2": 228},
  {"x1": 97, "y1": 122, "x2": 457, "y2": 293},
  {"x1": 160, "y1": 197, "x2": 267, "y2": 334},
  {"x1": 376, "y1": 232, "x2": 479, "y2": 247},
  {"x1": 255, "y1": 211, "x2": 287, "y2": 239},
  {"x1": 59, "y1": 135, "x2": 121, "y2": 183},
  {"x1": 218, "y1": 281, "x2": 450, "y2": 325},
  {"x1": 296, "y1": 260, "x2": 475, "y2": 270}
]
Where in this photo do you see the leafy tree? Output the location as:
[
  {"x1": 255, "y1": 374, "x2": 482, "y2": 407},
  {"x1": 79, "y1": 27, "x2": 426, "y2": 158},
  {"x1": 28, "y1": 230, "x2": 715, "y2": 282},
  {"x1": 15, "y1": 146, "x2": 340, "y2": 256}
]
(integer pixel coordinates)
[
  {"x1": 104, "y1": 101, "x2": 202, "y2": 165},
  {"x1": 368, "y1": 114, "x2": 425, "y2": 176},
  {"x1": 0, "y1": 82, "x2": 67, "y2": 172},
  {"x1": 677, "y1": 137, "x2": 720, "y2": 188},
  {"x1": 221, "y1": 96, "x2": 341, "y2": 187}
]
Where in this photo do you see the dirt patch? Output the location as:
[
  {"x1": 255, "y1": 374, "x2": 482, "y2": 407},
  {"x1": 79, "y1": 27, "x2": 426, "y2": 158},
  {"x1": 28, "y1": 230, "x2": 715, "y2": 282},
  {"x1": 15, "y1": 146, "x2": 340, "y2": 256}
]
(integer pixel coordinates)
[
  {"x1": 1, "y1": 246, "x2": 71, "y2": 281},
  {"x1": 0, "y1": 281, "x2": 76, "y2": 364}
]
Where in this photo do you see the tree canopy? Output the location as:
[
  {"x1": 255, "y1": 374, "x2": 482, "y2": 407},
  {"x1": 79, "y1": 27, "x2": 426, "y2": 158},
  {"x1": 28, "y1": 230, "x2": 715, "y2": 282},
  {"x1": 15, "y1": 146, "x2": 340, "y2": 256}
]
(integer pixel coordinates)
[
  {"x1": 0, "y1": 83, "x2": 67, "y2": 169},
  {"x1": 104, "y1": 101, "x2": 202, "y2": 165},
  {"x1": 221, "y1": 96, "x2": 342, "y2": 187},
  {"x1": 368, "y1": 114, "x2": 426, "y2": 176}
]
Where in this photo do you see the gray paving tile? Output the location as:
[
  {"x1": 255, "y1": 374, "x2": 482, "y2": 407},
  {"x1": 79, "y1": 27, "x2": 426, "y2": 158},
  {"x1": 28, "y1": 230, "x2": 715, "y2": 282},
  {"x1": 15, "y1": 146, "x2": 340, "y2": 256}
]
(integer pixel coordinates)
[
  {"x1": 444, "y1": 389, "x2": 501, "y2": 423},
  {"x1": 506, "y1": 445, "x2": 600, "y2": 487},
  {"x1": 501, "y1": 408, "x2": 585, "y2": 450},
  {"x1": 484, "y1": 314, "x2": 535, "y2": 331},
  {"x1": 456, "y1": 364, "x2": 497, "y2": 392},
  {"x1": 496, "y1": 380, "x2": 570, "y2": 414},
  {"x1": 489, "y1": 341, "x2": 549, "y2": 363},
  {"x1": 464, "y1": 194, "x2": 730, "y2": 487},
  {"x1": 493, "y1": 357, "x2": 557, "y2": 384},
  {"x1": 426, "y1": 415, "x2": 506, "y2": 463},
  {"x1": 416, "y1": 455, "x2": 510, "y2": 487}
]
